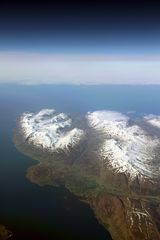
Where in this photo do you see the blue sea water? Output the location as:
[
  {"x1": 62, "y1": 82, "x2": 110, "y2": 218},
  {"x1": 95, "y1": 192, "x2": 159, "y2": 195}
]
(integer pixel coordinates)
[{"x1": 0, "y1": 84, "x2": 160, "y2": 239}]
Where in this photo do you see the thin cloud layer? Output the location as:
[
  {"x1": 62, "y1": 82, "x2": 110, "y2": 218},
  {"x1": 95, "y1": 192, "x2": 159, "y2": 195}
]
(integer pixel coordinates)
[{"x1": 0, "y1": 52, "x2": 160, "y2": 85}]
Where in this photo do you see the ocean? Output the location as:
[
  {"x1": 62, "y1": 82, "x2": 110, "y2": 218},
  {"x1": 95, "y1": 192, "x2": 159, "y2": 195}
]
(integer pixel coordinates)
[{"x1": 0, "y1": 84, "x2": 160, "y2": 240}]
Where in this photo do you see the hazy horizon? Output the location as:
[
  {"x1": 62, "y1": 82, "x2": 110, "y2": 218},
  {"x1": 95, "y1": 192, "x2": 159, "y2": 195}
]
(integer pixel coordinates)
[
  {"x1": 1, "y1": 52, "x2": 160, "y2": 85},
  {"x1": 1, "y1": 1, "x2": 160, "y2": 85}
]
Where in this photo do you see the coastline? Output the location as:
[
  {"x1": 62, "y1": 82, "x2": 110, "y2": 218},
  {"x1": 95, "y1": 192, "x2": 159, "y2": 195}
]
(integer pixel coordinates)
[{"x1": 13, "y1": 120, "x2": 160, "y2": 240}]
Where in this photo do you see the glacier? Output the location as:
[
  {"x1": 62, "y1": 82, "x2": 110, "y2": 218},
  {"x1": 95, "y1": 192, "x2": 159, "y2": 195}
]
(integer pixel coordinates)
[
  {"x1": 20, "y1": 109, "x2": 85, "y2": 152},
  {"x1": 86, "y1": 110, "x2": 160, "y2": 179}
]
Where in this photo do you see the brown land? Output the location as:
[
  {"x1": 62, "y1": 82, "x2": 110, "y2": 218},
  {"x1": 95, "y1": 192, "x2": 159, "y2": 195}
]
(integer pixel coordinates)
[{"x1": 13, "y1": 129, "x2": 160, "y2": 240}]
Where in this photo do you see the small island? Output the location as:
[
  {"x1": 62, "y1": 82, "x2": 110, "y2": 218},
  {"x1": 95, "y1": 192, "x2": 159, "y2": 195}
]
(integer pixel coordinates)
[{"x1": 14, "y1": 108, "x2": 160, "y2": 240}]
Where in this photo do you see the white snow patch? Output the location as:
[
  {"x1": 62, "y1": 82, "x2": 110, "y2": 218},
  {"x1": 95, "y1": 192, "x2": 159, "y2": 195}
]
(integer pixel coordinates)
[
  {"x1": 144, "y1": 114, "x2": 160, "y2": 129},
  {"x1": 87, "y1": 110, "x2": 160, "y2": 179},
  {"x1": 20, "y1": 109, "x2": 85, "y2": 152},
  {"x1": 87, "y1": 110, "x2": 128, "y2": 129}
]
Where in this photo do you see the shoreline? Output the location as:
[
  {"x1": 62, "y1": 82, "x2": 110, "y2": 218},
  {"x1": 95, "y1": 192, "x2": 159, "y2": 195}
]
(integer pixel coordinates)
[{"x1": 13, "y1": 115, "x2": 160, "y2": 240}]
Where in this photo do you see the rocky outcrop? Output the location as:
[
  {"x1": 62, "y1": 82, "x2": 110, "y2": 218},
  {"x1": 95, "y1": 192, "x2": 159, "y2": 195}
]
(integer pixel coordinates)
[{"x1": 91, "y1": 194, "x2": 160, "y2": 240}]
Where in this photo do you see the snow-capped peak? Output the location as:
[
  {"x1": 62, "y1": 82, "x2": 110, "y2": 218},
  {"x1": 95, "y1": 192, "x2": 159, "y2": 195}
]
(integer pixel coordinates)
[
  {"x1": 20, "y1": 109, "x2": 85, "y2": 152},
  {"x1": 86, "y1": 110, "x2": 160, "y2": 179}
]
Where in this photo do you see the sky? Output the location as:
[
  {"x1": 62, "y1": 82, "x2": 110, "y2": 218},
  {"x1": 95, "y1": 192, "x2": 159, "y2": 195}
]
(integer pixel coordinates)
[{"x1": 0, "y1": 0, "x2": 160, "y2": 84}]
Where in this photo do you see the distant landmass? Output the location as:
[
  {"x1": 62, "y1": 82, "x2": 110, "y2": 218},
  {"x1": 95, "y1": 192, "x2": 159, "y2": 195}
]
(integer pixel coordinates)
[{"x1": 14, "y1": 108, "x2": 160, "y2": 240}]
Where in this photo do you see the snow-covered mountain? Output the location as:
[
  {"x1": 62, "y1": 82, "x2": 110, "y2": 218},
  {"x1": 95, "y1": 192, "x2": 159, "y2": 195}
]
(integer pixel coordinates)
[
  {"x1": 19, "y1": 108, "x2": 160, "y2": 180},
  {"x1": 86, "y1": 110, "x2": 160, "y2": 179},
  {"x1": 20, "y1": 109, "x2": 85, "y2": 152},
  {"x1": 16, "y1": 108, "x2": 160, "y2": 240}
]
